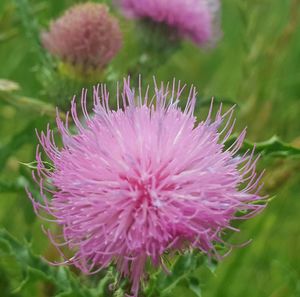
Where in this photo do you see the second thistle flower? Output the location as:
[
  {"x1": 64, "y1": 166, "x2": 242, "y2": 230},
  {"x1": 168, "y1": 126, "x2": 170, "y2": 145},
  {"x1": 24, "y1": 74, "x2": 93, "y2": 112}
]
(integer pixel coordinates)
[
  {"x1": 41, "y1": 2, "x2": 122, "y2": 71},
  {"x1": 118, "y1": 0, "x2": 221, "y2": 47}
]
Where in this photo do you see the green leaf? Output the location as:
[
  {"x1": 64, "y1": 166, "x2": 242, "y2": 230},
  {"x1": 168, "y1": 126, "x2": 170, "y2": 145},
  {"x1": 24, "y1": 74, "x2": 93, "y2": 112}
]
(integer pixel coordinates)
[
  {"x1": 13, "y1": 0, "x2": 48, "y2": 65},
  {"x1": 145, "y1": 252, "x2": 206, "y2": 297},
  {"x1": 0, "y1": 229, "x2": 94, "y2": 297},
  {"x1": 225, "y1": 135, "x2": 300, "y2": 157},
  {"x1": 187, "y1": 277, "x2": 202, "y2": 297},
  {"x1": 20, "y1": 160, "x2": 55, "y2": 171},
  {"x1": 204, "y1": 258, "x2": 218, "y2": 275}
]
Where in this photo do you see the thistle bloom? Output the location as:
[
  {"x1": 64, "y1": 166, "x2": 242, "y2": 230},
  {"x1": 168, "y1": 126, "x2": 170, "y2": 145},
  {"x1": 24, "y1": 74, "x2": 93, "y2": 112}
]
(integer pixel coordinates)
[
  {"x1": 28, "y1": 78, "x2": 265, "y2": 297},
  {"x1": 41, "y1": 3, "x2": 122, "y2": 69},
  {"x1": 118, "y1": 0, "x2": 221, "y2": 46}
]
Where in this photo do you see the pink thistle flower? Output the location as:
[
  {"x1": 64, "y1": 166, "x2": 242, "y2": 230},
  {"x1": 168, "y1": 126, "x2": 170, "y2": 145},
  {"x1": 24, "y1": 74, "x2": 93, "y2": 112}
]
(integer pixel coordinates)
[
  {"x1": 117, "y1": 0, "x2": 221, "y2": 46},
  {"x1": 28, "y1": 78, "x2": 265, "y2": 297},
  {"x1": 41, "y1": 2, "x2": 122, "y2": 69}
]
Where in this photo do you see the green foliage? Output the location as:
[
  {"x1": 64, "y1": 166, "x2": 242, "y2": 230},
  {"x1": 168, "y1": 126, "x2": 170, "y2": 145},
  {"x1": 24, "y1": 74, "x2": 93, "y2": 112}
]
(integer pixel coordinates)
[
  {"x1": 0, "y1": 121, "x2": 38, "y2": 170},
  {"x1": 0, "y1": 177, "x2": 28, "y2": 193},
  {"x1": 225, "y1": 135, "x2": 300, "y2": 157},
  {"x1": 0, "y1": 90, "x2": 59, "y2": 117},
  {"x1": 144, "y1": 253, "x2": 205, "y2": 297},
  {"x1": 0, "y1": 229, "x2": 116, "y2": 297}
]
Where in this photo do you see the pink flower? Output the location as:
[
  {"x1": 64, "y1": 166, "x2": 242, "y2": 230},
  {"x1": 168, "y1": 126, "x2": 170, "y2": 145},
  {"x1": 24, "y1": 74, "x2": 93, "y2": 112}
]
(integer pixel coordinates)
[
  {"x1": 28, "y1": 78, "x2": 265, "y2": 297},
  {"x1": 117, "y1": 0, "x2": 221, "y2": 46},
  {"x1": 41, "y1": 2, "x2": 122, "y2": 69}
]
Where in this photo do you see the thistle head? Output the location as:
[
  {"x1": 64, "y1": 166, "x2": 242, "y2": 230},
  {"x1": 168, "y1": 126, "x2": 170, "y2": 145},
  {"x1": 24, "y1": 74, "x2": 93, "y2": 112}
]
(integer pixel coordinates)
[
  {"x1": 118, "y1": 0, "x2": 221, "y2": 46},
  {"x1": 41, "y1": 2, "x2": 122, "y2": 70},
  {"x1": 29, "y1": 78, "x2": 265, "y2": 297}
]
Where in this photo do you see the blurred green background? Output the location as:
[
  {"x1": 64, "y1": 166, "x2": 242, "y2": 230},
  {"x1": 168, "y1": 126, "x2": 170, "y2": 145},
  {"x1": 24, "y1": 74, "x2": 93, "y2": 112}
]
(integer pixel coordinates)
[{"x1": 0, "y1": 0, "x2": 300, "y2": 296}]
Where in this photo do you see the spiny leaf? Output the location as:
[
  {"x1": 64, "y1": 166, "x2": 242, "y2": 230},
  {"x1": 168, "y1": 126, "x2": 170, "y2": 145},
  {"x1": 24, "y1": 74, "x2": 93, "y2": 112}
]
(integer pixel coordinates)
[
  {"x1": 145, "y1": 252, "x2": 206, "y2": 297},
  {"x1": 225, "y1": 135, "x2": 300, "y2": 157},
  {"x1": 20, "y1": 160, "x2": 55, "y2": 171},
  {"x1": 204, "y1": 258, "x2": 218, "y2": 275},
  {"x1": 0, "y1": 229, "x2": 94, "y2": 296},
  {"x1": 187, "y1": 277, "x2": 202, "y2": 297}
]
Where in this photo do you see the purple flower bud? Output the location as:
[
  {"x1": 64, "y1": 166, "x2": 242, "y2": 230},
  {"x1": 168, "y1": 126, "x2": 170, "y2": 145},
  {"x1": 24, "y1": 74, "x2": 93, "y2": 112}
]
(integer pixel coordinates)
[{"x1": 42, "y1": 3, "x2": 122, "y2": 69}]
